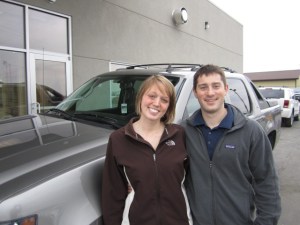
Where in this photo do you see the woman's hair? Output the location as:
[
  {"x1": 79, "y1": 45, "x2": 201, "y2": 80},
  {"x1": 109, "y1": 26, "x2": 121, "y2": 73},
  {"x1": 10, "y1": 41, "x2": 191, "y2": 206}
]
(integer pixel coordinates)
[{"x1": 135, "y1": 75, "x2": 176, "y2": 124}]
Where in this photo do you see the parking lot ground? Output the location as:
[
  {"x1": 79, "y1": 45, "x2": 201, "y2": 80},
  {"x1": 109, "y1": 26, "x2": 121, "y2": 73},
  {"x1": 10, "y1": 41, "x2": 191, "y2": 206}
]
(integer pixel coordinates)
[{"x1": 273, "y1": 120, "x2": 300, "y2": 225}]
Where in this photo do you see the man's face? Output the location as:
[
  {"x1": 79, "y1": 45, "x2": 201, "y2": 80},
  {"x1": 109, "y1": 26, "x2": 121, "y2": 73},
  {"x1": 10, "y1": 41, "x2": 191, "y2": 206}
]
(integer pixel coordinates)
[{"x1": 193, "y1": 72, "x2": 228, "y2": 114}]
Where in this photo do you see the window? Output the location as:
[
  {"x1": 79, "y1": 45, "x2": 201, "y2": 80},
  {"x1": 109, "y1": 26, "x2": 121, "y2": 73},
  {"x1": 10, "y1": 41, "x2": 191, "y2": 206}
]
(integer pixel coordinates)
[
  {"x1": 29, "y1": 9, "x2": 69, "y2": 53},
  {"x1": 185, "y1": 91, "x2": 199, "y2": 117},
  {"x1": 249, "y1": 82, "x2": 269, "y2": 109},
  {"x1": 0, "y1": 1, "x2": 25, "y2": 48},
  {"x1": 185, "y1": 78, "x2": 252, "y2": 116},
  {"x1": 0, "y1": 50, "x2": 27, "y2": 118},
  {"x1": 259, "y1": 89, "x2": 284, "y2": 99},
  {"x1": 227, "y1": 78, "x2": 251, "y2": 114},
  {"x1": 0, "y1": 0, "x2": 72, "y2": 119},
  {"x1": 35, "y1": 59, "x2": 66, "y2": 112}
]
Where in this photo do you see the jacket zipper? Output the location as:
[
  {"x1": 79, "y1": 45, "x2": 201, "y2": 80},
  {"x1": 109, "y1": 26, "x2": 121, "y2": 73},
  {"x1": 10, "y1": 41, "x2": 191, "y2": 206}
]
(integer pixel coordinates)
[
  {"x1": 153, "y1": 153, "x2": 162, "y2": 225},
  {"x1": 210, "y1": 161, "x2": 217, "y2": 225}
]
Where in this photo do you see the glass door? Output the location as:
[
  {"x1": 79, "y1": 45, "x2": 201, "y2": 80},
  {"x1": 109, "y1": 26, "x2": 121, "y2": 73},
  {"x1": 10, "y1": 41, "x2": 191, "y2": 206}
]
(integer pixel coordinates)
[{"x1": 29, "y1": 53, "x2": 72, "y2": 114}]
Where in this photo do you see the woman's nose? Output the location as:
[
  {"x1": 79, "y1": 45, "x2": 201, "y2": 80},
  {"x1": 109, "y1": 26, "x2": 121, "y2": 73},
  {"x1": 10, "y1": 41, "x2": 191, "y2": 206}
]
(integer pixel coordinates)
[{"x1": 153, "y1": 97, "x2": 160, "y2": 105}]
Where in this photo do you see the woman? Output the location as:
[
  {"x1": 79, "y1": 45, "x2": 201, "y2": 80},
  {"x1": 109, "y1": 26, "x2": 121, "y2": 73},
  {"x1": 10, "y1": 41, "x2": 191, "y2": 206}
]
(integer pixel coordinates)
[{"x1": 101, "y1": 75, "x2": 192, "y2": 225}]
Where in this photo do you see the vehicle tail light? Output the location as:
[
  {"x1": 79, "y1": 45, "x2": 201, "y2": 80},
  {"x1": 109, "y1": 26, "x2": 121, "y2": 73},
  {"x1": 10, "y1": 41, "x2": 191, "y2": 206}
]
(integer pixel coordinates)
[
  {"x1": 0, "y1": 215, "x2": 37, "y2": 225},
  {"x1": 283, "y1": 100, "x2": 289, "y2": 108}
]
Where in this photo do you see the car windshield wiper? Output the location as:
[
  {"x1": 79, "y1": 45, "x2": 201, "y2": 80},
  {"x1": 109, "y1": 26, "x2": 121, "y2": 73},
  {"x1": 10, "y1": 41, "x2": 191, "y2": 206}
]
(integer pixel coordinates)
[
  {"x1": 73, "y1": 112, "x2": 121, "y2": 129},
  {"x1": 47, "y1": 108, "x2": 74, "y2": 119}
]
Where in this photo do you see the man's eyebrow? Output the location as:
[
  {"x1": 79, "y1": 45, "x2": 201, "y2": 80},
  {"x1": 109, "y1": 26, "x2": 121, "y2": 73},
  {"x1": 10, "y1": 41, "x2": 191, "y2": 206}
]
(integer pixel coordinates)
[{"x1": 198, "y1": 82, "x2": 221, "y2": 86}]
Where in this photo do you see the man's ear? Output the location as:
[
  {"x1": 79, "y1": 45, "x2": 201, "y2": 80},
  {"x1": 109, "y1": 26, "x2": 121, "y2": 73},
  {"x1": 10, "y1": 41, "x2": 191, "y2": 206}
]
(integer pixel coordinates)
[
  {"x1": 193, "y1": 89, "x2": 197, "y2": 97},
  {"x1": 224, "y1": 84, "x2": 229, "y2": 94}
]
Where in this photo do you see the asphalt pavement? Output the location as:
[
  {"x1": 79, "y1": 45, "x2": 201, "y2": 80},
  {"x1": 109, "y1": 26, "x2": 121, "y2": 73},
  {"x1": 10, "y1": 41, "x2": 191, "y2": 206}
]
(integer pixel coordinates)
[{"x1": 273, "y1": 120, "x2": 300, "y2": 225}]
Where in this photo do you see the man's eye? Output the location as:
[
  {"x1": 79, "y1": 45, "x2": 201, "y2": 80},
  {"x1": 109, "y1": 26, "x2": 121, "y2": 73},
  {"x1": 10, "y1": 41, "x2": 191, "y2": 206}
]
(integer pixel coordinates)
[
  {"x1": 199, "y1": 86, "x2": 207, "y2": 91},
  {"x1": 213, "y1": 84, "x2": 221, "y2": 89}
]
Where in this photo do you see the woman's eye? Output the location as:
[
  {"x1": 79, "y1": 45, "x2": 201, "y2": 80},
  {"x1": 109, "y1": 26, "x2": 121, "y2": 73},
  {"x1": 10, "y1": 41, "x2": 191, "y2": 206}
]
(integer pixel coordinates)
[
  {"x1": 161, "y1": 98, "x2": 169, "y2": 103},
  {"x1": 148, "y1": 94, "x2": 156, "y2": 99}
]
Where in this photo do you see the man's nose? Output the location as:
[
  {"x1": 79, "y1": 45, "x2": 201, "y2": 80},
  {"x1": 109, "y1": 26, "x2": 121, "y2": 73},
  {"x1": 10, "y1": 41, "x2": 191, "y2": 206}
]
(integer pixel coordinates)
[{"x1": 207, "y1": 86, "x2": 214, "y2": 95}]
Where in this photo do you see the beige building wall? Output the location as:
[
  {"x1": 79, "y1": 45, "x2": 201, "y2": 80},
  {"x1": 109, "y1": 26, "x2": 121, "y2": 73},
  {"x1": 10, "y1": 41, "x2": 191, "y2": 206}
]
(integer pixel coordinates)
[
  {"x1": 254, "y1": 80, "x2": 299, "y2": 88},
  {"x1": 253, "y1": 76, "x2": 300, "y2": 88},
  {"x1": 14, "y1": 0, "x2": 243, "y2": 89},
  {"x1": 297, "y1": 77, "x2": 300, "y2": 87}
]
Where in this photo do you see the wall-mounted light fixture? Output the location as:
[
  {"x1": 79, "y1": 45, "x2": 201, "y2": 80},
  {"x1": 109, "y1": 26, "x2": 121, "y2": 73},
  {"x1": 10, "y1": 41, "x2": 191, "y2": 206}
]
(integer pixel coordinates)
[
  {"x1": 172, "y1": 8, "x2": 188, "y2": 25},
  {"x1": 205, "y1": 21, "x2": 210, "y2": 30}
]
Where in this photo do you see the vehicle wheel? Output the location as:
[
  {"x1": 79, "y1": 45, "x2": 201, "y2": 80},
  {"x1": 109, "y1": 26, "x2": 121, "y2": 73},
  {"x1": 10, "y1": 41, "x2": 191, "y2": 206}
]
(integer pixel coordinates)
[
  {"x1": 268, "y1": 132, "x2": 276, "y2": 150},
  {"x1": 294, "y1": 114, "x2": 299, "y2": 121},
  {"x1": 285, "y1": 113, "x2": 294, "y2": 127}
]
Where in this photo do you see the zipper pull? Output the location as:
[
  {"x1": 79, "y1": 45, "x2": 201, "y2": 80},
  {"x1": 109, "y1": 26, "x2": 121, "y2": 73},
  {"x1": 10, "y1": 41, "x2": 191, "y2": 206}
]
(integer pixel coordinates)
[{"x1": 153, "y1": 153, "x2": 156, "y2": 162}]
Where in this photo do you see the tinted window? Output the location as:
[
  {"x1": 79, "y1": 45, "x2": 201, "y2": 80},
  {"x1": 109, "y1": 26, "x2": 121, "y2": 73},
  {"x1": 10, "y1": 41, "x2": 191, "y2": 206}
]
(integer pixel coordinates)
[
  {"x1": 185, "y1": 91, "x2": 199, "y2": 117},
  {"x1": 259, "y1": 89, "x2": 284, "y2": 99},
  {"x1": 227, "y1": 78, "x2": 251, "y2": 114},
  {"x1": 185, "y1": 78, "x2": 252, "y2": 116},
  {"x1": 250, "y1": 82, "x2": 270, "y2": 109}
]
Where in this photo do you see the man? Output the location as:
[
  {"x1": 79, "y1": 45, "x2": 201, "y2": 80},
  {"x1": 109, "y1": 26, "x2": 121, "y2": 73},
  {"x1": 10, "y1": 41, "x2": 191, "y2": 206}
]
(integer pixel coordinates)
[{"x1": 181, "y1": 64, "x2": 281, "y2": 225}]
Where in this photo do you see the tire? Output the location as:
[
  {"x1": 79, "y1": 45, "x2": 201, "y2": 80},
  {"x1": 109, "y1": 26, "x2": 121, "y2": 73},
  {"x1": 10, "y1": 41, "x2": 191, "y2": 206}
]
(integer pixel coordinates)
[
  {"x1": 294, "y1": 114, "x2": 299, "y2": 121},
  {"x1": 285, "y1": 112, "x2": 294, "y2": 127},
  {"x1": 268, "y1": 132, "x2": 276, "y2": 150}
]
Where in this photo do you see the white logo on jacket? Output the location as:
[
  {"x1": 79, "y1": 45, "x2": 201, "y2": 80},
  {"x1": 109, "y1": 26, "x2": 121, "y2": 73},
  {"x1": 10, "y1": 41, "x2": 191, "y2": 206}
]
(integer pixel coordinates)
[{"x1": 165, "y1": 140, "x2": 175, "y2": 146}]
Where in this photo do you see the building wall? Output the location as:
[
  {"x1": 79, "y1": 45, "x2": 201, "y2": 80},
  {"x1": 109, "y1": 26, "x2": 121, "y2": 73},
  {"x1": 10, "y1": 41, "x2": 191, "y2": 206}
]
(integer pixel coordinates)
[
  {"x1": 15, "y1": 0, "x2": 243, "y2": 88},
  {"x1": 253, "y1": 79, "x2": 300, "y2": 88}
]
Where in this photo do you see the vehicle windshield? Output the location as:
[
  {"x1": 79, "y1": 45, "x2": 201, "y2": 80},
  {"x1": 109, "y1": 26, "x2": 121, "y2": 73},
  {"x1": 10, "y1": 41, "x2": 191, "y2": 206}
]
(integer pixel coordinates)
[
  {"x1": 259, "y1": 89, "x2": 284, "y2": 99},
  {"x1": 47, "y1": 74, "x2": 181, "y2": 128}
]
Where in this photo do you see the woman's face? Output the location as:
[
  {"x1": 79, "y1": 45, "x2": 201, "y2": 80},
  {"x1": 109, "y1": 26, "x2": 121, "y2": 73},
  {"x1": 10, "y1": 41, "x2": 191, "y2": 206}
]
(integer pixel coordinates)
[{"x1": 140, "y1": 83, "x2": 170, "y2": 122}]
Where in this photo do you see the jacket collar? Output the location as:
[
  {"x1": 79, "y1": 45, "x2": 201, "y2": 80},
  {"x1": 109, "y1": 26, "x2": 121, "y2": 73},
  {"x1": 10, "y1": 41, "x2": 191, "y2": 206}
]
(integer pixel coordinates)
[
  {"x1": 193, "y1": 104, "x2": 234, "y2": 129},
  {"x1": 124, "y1": 117, "x2": 177, "y2": 141},
  {"x1": 187, "y1": 103, "x2": 247, "y2": 130}
]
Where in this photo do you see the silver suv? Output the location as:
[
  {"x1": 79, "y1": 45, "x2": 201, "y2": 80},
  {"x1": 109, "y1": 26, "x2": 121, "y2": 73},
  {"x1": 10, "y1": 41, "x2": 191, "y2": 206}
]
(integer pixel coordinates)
[
  {"x1": 0, "y1": 64, "x2": 281, "y2": 225},
  {"x1": 259, "y1": 87, "x2": 300, "y2": 127}
]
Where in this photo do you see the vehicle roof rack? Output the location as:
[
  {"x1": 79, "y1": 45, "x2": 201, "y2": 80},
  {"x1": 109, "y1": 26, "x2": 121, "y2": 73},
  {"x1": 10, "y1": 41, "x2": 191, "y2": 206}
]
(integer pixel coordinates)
[
  {"x1": 221, "y1": 67, "x2": 236, "y2": 73},
  {"x1": 125, "y1": 63, "x2": 203, "y2": 72},
  {"x1": 123, "y1": 63, "x2": 236, "y2": 73}
]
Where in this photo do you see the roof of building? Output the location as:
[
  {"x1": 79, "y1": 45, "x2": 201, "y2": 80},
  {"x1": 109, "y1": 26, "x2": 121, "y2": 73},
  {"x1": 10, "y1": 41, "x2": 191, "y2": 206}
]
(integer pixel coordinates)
[{"x1": 244, "y1": 69, "x2": 300, "y2": 81}]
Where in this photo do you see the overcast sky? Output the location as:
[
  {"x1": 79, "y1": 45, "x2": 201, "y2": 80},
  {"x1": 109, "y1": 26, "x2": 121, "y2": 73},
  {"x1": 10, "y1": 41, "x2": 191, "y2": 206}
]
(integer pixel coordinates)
[{"x1": 209, "y1": 0, "x2": 300, "y2": 73}]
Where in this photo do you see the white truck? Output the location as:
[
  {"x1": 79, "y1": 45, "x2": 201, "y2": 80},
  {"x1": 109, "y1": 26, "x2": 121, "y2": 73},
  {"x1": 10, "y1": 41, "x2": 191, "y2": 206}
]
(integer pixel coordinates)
[{"x1": 259, "y1": 86, "x2": 299, "y2": 127}]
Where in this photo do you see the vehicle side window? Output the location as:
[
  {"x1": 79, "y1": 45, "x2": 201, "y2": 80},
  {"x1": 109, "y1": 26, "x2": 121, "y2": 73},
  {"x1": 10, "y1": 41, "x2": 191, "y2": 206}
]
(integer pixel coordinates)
[
  {"x1": 185, "y1": 91, "x2": 199, "y2": 117},
  {"x1": 185, "y1": 78, "x2": 253, "y2": 117},
  {"x1": 227, "y1": 78, "x2": 251, "y2": 114},
  {"x1": 249, "y1": 82, "x2": 270, "y2": 109}
]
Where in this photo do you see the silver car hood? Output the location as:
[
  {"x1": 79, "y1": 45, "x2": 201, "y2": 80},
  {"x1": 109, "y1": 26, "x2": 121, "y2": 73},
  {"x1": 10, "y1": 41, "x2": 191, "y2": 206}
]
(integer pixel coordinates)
[{"x1": 0, "y1": 114, "x2": 112, "y2": 202}]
